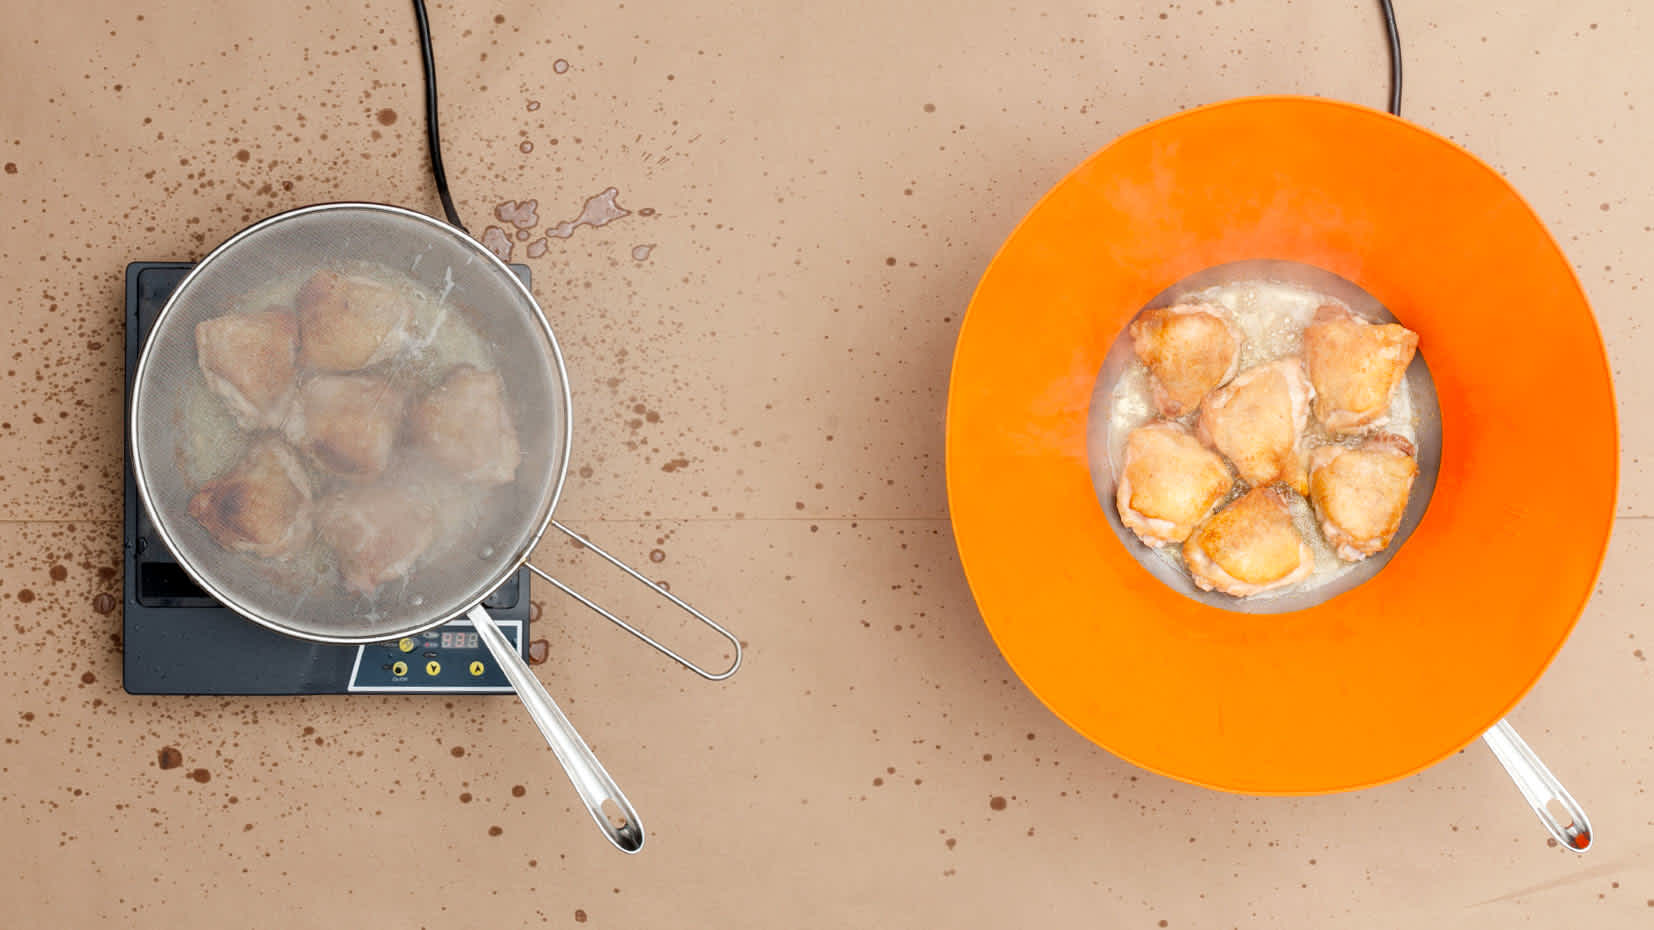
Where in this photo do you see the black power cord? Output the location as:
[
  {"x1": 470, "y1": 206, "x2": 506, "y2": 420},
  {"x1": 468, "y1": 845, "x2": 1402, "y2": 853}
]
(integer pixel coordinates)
[
  {"x1": 412, "y1": 0, "x2": 469, "y2": 234},
  {"x1": 1379, "y1": 0, "x2": 1402, "y2": 116}
]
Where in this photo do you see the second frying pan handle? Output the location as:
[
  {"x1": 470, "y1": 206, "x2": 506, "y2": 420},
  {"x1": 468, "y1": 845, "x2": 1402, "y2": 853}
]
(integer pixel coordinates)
[
  {"x1": 1482, "y1": 718, "x2": 1592, "y2": 853},
  {"x1": 527, "y1": 520, "x2": 742, "y2": 681},
  {"x1": 468, "y1": 605, "x2": 644, "y2": 854}
]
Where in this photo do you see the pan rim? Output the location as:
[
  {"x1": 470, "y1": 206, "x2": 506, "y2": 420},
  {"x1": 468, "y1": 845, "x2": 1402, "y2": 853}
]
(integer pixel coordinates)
[{"x1": 129, "y1": 201, "x2": 575, "y2": 645}]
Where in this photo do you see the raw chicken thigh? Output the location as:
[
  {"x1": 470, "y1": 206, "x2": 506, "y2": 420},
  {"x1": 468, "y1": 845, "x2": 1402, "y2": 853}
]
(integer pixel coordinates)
[
  {"x1": 1303, "y1": 305, "x2": 1419, "y2": 434},
  {"x1": 1129, "y1": 304, "x2": 1241, "y2": 417},
  {"x1": 1116, "y1": 421, "x2": 1234, "y2": 548},
  {"x1": 1197, "y1": 358, "x2": 1314, "y2": 494},
  {"x1": 188, "y1": 437, "x2": 314, "y2": 558},
  {"x1": 1308, "y1": 433, "x2": 1419, "y2": 561},
  {"x1": 405, "y1": 365, "x2": 521, "y2": 485},
  {"x1": 1182, "y1": 487, "x2": 1314, "y2": 597},
  {"x1": 194, "y1": 306, "x2": 298, "y2": 430},
  {"x1": 285, "y1": 374, "x2": 409, "y2": 479},
  {"x1": 317, "y1": 483, "x2": 436, "y2": 594},
  {"x1": 294, "y1": 270, "x2": 413, "y2": 371}
]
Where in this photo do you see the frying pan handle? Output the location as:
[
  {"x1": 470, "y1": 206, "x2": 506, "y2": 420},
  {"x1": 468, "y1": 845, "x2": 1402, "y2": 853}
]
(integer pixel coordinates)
[
  {"x1": 1481, "y1": 718, "x2": 1592, "y2": 853},
  {"x1": 468, "y1": 605, "x2": 644, "y2": 854},
  {"x1": 526, "y1": 520, "x2": 742, "y2": 681}
]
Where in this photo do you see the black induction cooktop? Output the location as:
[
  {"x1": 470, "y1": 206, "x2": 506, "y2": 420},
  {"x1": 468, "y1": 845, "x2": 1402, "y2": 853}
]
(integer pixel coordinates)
[{"x1": 122, "y1": 262, "x2": 533, "y2": 695}]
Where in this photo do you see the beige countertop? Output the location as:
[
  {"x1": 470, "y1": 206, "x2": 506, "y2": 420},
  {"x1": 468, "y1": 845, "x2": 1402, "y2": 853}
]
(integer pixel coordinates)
[{"x1": 2, "y1": 1, "x2": 1651, "y2": 926}]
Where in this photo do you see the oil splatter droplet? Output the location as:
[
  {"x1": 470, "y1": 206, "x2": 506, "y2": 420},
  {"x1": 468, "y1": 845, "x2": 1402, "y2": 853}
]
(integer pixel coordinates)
[
  {"x1": 92, "y1": 593, "x2": 117, "y2": 614},
  {"x1": 519, "y1": 141, "x2": 534, "y2": 154},
  {"x1": 235, "y1": 149, "x2": 250, "y2": 162},
  {"x1": 450, "y1": 746, "x2": 466, "y2": 757},
  {"x1": 377, "y1": 108, "x2": 398, "y2": 125},
  {"x1": 480, "y1": 226, "x2": 513, "y2": 261},
  {"x1": 459, "y1": 792, "x2": 473, "y2": 803},
  {"x1": 17, "y1": 589, "x2": 35, "y2": 603},
  {"x1": 648, "y1": 549, "x2": 665, "y2": 563},
  {"x1": 660, "y1": 457, "x2": 689, "y2": 473},
  {"x1": 3, "y1": 163, "x2": 16, "y2": 174},
  {"x1": 553, "y1": 59, "x2": 570, "y2": 74},
  {"x1": 631, "y1": 244, "x2": 655, "y2": 261},
  {"x1": 528, "y1": 639, "x2": 550, "y2": 664},
  {"x1": 526, "y1": 100, "x2": 541, "y2": 111},
  {"x1": 488, "y1": 825, "x2": 503, "y2": 836},
  {"x1": 50, "y1": 564, "x2": 68, "y2": 581},
  {"x1": 158, "y1": 747, "x2": 182, "y2": 769},
  {"x1": 526, "y1": 238, "x2": 548, "y2": 258},
  {"x1": 989, "y1": 796, "x2": 1007, "y2": 811},
  {"x1": 545, "y1": 188, "x2": 631, "y2": 239},
  {"x1": 189, "y1": 768, "x2": 212, "y2": 783},
  {"x1": 80, "y1": 671, "x2": 96, "y2": 685},
  {"x1": 923, "y1": 103, "x2": 936, "y2": 112},
  {"x1": 512, "y1": 785, "x2": 526, "y2": 797},
  {"x1": 574, "y1": 910, "x2": 588, "y2": 923},
  {"x1": 497, "y1": 200, "x2": 539, "y2": 228}
]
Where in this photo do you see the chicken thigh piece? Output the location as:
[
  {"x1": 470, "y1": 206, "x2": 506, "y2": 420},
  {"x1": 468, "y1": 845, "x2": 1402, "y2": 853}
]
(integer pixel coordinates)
[
  {"x1": 1182, "y1": 487, "x2": 1314, "y2": 597},
  {"x1": 1129, "y1": 304, "x2": 1241, "y2": 417},
  {"x1": 405, "y1": 365, "x2": 521, "y2": 485},
  {"x1": 195, "y1": 306, "x2": 298, "y2": 430},
  {"x1": 1116, "y1": 421, "x2": 1234, "y2": 548},
  {"x1": 188, "y1": 437, "x2": 314, "y2": 558},
  {"x1": 317, "y1": 483, "x2": 436, "y2": 594},
  {"x1": 1309, "y1": 433, "x2": 1419, "y2": 561},
  {"x1": 294, "y1": 270, "x2": 413, "y2": 372},
  {"x1": 284, "y1": 374, "x2": 409, "y2": 479},
  {"x1": 1303, "y1": 304, "x2": 1419, "y2": 434},
  {"x1": 1197, "y1": 358, "x2": 1314, "y2": 494}
]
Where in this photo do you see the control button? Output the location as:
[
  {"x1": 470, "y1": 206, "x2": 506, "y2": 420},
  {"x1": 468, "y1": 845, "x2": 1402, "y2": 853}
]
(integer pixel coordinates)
[
  {"x1": 425, "y1": 660, "x2": 441, "y2": 676},
  {"x1": 468, "y1": 660, "x2": 486, "y2": 677},
  {"x1": 398, "y1": 638, "x2": 416, "y2": 653},
  {"x1": 391, "y1": 661, "x2": 409, "y2": 677}
]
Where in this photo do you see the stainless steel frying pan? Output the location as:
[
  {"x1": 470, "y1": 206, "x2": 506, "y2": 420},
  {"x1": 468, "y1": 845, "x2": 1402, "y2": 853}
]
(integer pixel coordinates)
[
  {"x1": 1087, "y1": 259, "x2": 1591, "y2": 851},
  {"x1": 130, "y1": 202, "x2": 740, "y2": 853}
]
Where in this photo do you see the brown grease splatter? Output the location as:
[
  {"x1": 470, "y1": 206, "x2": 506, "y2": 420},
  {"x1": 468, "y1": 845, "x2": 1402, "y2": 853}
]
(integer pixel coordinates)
[{"x1": 157, "y1": 747, "x2": 183, "y2": 769}]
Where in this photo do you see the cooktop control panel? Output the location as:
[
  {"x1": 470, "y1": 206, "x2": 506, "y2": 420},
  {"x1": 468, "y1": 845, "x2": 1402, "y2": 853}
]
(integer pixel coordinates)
[{"x1": 349, "y1": 618, "x2": 521, "y2": 693}]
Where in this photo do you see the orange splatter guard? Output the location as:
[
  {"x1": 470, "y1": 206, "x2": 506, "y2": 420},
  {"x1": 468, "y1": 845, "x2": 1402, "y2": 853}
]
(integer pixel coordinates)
[{"x1": 945, "y1": 97, "x2": 1617, "y2": 794}]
